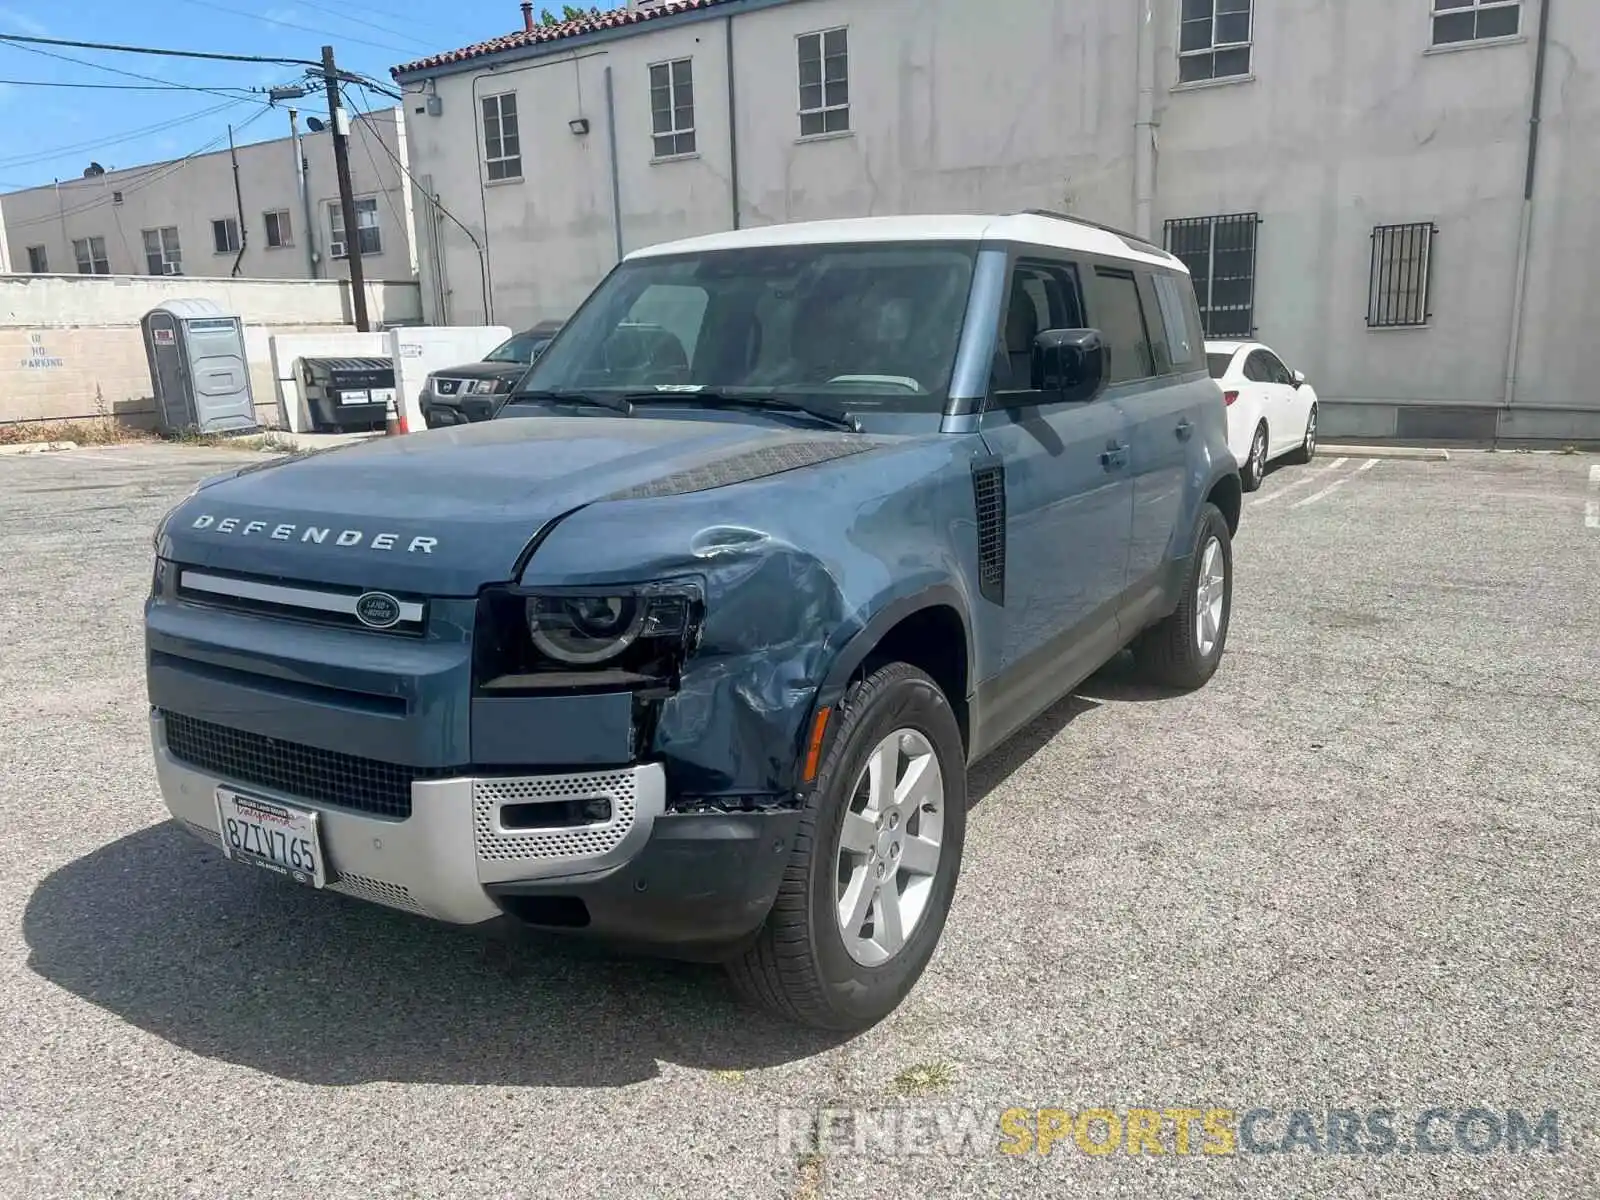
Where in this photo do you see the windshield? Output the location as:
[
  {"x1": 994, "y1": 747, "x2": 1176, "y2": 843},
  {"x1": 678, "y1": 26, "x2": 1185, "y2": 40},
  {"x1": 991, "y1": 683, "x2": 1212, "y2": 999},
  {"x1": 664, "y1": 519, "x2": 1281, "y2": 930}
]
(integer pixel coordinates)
[
  {"x1": 513, "y1": 242, "x2": 978, "y2": 412},
  {"x1": 484, "y1": 332, "x2": 551, "y2": 364},
  {"x1": 1207, "y1": 352, "x2": 1235, "y2": 379}
]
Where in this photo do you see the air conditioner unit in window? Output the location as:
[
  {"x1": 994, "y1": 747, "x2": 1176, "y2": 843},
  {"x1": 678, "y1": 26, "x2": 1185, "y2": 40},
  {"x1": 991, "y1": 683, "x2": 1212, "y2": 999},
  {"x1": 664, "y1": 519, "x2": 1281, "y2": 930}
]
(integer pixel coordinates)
[{"x1": 330, "y1": 240, "x2": 347, "y2": 258}]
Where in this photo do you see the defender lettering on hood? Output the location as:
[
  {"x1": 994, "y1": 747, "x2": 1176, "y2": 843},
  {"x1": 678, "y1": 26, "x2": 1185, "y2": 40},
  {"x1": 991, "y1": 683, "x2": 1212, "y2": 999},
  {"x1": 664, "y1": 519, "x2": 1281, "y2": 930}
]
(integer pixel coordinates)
[{"x1": 188, "y1": 514, "x2": 438, "y2": 554}]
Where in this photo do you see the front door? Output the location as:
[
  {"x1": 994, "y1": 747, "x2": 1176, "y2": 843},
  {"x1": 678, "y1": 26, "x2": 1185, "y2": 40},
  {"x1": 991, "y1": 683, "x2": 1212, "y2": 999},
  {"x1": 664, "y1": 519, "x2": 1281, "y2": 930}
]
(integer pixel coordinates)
[{"x1": 974, "y1": 257, "x2": 1135, "y2": 743}]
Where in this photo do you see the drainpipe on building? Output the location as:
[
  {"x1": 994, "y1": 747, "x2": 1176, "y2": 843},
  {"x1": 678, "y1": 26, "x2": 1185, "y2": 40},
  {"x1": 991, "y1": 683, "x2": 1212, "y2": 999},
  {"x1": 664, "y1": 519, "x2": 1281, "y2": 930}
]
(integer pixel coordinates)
[
  {"x1": 725, "y1": 14, "x2": 741, "y2": 230},
  {"x1": 1133, "y1": 0, "x2": 1158, "y2": 241},
  {"x1": 1502, "y1": 0, "x2": 1554, "y2": 414},
  {"x1": 289, "y1": 109, "x2": 320, "y2": 279},
  {"x1": 605, "y1": 64, "x2": 624, "y2": 262}
]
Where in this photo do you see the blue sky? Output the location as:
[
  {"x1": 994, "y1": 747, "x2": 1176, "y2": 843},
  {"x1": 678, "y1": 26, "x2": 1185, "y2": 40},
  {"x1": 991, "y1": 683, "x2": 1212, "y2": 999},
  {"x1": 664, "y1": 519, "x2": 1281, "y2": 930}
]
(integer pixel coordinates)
[{"x1": 0, "y1": 2, "x2": 611, "y2": 191}]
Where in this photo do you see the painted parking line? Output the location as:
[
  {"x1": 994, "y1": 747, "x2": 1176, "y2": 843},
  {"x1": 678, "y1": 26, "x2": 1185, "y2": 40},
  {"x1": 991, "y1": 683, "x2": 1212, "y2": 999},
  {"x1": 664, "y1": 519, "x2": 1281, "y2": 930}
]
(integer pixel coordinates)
[
  {"x1": 1251, "y1": 457, "x2": 1348, "y2": 507},
  {"x1": 1587, "y1": 465, "x2": 1600, "y2": 530},
  {"x1": 1290, "y1": 458, "x2": 1379, "y2": 509}
]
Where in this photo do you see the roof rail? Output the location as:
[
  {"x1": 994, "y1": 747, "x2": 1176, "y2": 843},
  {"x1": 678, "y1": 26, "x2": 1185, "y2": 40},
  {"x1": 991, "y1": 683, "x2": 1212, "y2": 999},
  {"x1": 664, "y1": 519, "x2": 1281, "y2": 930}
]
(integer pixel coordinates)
[{"x1": 1012, "y1": 209, "x2": 1174, "y2": 258}]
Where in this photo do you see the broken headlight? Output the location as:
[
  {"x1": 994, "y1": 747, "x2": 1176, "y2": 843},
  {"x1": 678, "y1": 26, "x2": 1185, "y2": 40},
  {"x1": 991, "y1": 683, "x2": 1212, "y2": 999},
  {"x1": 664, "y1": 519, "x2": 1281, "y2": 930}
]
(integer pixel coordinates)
[{"x1": 473, "y1": 580, "x2": 704, "y2": 688}]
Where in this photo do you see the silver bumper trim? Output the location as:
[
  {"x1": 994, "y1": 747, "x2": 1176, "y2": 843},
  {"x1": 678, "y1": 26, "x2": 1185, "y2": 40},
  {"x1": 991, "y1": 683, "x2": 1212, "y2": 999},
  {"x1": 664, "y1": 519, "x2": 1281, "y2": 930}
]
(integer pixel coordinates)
[{"x1": 149, "y1": 712, "x2": 666, "y2": 925}]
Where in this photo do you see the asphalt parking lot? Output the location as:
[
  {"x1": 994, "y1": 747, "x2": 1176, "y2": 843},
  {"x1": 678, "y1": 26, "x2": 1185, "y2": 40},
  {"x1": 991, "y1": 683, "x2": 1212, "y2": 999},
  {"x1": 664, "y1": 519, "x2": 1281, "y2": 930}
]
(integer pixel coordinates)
[{"x1": 1, "y1": 442, "x2": 1597, "y2": 1200}]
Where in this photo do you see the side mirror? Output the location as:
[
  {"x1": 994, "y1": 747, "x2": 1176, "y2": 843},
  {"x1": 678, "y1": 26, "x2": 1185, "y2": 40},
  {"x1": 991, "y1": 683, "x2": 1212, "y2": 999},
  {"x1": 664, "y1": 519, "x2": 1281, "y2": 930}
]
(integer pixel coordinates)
[
  {"x1": 1292, "y1": 369, "x2": 1306, "y2": 388},
  {"x1": 1031, "y1": 328, "x2": 1107, "y2": 403}
]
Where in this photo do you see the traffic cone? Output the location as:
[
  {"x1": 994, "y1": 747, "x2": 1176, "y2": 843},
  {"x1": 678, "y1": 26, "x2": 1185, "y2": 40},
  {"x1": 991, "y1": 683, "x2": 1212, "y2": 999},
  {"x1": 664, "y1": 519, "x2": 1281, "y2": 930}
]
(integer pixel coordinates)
[{"x1": 384, "y1": 393, "x2": 407, "y2": 436}]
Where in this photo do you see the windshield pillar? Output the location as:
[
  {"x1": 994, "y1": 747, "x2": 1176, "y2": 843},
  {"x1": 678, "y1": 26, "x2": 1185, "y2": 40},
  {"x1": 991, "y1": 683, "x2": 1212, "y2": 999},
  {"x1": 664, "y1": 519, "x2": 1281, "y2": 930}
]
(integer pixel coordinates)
[{"x1": 942, "y1": 247, "x2": 1009, "y2": 431}]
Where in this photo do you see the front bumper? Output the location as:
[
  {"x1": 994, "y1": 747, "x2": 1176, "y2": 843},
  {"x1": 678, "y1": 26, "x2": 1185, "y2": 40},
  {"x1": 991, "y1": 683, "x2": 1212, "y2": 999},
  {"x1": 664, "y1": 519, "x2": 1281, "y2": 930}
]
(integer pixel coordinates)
[{"x1": 150, "y1": 712, "x2": 796, "y2": 952}]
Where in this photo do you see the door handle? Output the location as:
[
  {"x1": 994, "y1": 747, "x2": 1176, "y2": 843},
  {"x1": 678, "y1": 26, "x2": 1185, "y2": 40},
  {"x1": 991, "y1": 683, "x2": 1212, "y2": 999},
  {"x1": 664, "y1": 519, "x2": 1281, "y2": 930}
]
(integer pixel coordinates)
[
  {"x1": 1175, "y1": 418, "x2": 1194, "y2": 441},
  {"x1": 1100, "y1": 441, "x2": 1128, "y2": 470}
]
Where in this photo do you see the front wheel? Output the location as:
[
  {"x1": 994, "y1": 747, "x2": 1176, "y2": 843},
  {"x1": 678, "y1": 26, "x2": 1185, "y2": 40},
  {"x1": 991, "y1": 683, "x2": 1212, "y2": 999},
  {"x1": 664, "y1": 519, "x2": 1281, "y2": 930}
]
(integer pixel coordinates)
[
  {"x1": 1130, "y1": 502, "x2": 1234, "y2": 690},
  {"x1": 726, "y1": 662, "x2": 967, "y2": 1030},
  {"x1": 1284, "y1": 403, "x2": 1317, "y2": 465}
]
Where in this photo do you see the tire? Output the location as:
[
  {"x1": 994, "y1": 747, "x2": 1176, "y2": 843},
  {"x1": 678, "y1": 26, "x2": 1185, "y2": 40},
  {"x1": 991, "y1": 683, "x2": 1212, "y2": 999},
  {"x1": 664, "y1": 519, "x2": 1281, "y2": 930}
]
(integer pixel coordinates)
[
  {"x1": 726, "y1": 662, "x2": 967, "y2": 1031},
  {"x1": 1284, "y1": 403, "x2": 1317, "y2": 466},
  {"x1": 1130, "y1": 502, "x2": 1234, "y2": 690},
  {"x1": 1241, "y1": 423, "x2": 1268, "y2": 492}
]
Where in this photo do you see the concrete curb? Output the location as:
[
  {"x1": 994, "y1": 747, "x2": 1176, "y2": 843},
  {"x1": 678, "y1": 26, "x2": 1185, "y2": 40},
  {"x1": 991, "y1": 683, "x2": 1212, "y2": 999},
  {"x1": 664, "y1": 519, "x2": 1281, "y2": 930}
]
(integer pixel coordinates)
[
  {"x1": 0, "y1": 440, "x2": 79, "y2": 457},
  {"x1": 1316, "y1": 444, "x2": 1451, "y2": 462}
]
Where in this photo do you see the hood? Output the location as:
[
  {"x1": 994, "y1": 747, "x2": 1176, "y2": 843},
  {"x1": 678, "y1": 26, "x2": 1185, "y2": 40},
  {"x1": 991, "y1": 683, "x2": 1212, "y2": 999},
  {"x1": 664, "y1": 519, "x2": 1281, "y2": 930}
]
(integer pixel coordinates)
[
  {"x1": 433, "y1": 360, "x2": 530, "y2": 383},
  {"x1": 156, "y1": 417, "x2": 882, "y2": 596}
]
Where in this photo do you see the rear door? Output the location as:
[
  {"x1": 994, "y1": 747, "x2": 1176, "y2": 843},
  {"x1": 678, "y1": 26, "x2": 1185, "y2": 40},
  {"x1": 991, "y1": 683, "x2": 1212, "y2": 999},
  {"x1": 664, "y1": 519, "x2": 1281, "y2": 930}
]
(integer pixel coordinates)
[{"x1": 976, "y1": 254, "x2": 1134, "y2": 736}]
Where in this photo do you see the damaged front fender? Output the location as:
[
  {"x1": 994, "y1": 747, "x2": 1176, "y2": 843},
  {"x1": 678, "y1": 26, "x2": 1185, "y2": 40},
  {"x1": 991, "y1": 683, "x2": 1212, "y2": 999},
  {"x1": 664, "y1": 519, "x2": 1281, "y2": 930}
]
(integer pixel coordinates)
[{"x1": 517, "y1": 436, "x2": 987, "y2": 804}]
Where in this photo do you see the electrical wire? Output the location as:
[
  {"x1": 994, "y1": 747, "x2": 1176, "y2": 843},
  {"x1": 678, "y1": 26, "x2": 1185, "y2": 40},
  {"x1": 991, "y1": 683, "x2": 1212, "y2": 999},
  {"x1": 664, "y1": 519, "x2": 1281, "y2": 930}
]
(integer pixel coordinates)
[
  {"x1": 5, "y1": 103, "x2": 275, "y2": 229},
  {"x1": 0, "y1": 77, "x2": 264, "y2": 92},
  {"x1": 350, "y1": 81, "x2": 492, "y2": 320},
  {"x1": 0, "y1": 97, "x2": 252, "y2": 171},
  {"x1": 166, "y1": 0, "x2": 429, "y2": 56},
  {"x1": 0, "y1": 38, "x2": 285, "y2": 102},
  {"x1": 341, "y1": 90, "x2": 408, "y2": 238},
  {"x1": 0, "y1": 33, "x2": 322, "y2": 68}
]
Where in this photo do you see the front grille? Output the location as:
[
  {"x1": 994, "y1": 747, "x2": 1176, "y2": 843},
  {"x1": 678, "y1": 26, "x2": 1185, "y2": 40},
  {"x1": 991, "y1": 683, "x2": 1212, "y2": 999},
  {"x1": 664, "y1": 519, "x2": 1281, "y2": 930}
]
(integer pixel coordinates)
[
  {"x1": 162, "y1": 711, "x2": 443, "y2": 819},
  {"x1": 473, "y1": 772, "x2": 638, "y2": 863}
]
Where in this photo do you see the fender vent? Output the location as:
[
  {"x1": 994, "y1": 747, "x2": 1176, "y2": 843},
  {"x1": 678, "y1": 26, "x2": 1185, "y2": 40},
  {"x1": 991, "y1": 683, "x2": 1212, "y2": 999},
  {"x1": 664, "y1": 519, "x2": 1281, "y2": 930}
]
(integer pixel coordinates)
[{"x1": 972, "y1": 461, "x2": 1006, "y2": 605}]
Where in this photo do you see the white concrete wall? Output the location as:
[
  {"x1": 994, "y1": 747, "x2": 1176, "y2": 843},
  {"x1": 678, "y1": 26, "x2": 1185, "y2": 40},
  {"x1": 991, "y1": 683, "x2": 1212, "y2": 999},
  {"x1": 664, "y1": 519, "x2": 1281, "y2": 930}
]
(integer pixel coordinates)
[
  {"x1": 397, "y1": 0, "x2": 1600, "y2": 439},
  {"x1": 0, "y1": 274, "x2": 423, "y2": 427},
  {"x1": 2, "y1": 107, "x2": 417, "y2": 284}
]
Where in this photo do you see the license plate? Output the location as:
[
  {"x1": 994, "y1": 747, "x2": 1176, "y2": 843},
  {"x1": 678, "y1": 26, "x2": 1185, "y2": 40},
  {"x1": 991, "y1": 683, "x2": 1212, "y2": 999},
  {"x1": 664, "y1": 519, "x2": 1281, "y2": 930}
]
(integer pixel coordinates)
[
  {"x1": 339, "y1": 388, "x2": 371, "y2": 405},
  {"x1": 214, "y1": 788, "x2": 327, "y2": 888}
]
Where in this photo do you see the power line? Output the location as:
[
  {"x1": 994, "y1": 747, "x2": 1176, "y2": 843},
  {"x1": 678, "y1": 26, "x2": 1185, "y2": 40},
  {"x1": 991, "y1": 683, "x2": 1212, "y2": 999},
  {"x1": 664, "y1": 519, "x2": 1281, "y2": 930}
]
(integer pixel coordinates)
[
  {"x1": 0, "y1": 97, "x2": 252, "y2": 171},
  {"x1": 0, "y1": 33, "x2": 322, "y2": 68},
  {"x1": 349, "y1": 82, "x2": 491, "y2": 319},
  {"x1": 5, "y1": 103, "x2": 275, "y2": 227},
  {"x1": 0, "y1": 37, "x2": 292, "y2": 102},
  {"x1": 166, "y1": 0, "x2": 429, "y2": 56},
  {"x1": 0, "y1": 77, "x2": 262, "y2": 93}
]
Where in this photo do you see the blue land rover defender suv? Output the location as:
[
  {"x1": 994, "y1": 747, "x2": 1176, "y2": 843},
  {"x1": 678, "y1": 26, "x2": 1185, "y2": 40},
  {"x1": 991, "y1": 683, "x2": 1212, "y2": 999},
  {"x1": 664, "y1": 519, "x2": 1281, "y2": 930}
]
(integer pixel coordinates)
[{"x1": 146, "y1": 212, "x2": 1241, "y2": 1031}]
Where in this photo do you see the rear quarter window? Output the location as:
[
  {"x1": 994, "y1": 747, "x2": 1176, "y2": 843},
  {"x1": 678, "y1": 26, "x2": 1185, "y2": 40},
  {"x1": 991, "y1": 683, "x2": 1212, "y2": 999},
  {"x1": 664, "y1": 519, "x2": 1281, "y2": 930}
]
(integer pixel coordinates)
[
  {"x1": 1207, "y1": 353, "x2": 1234, "y2": 378},
  {"x1": 1151, "y1": 270, "x2": 1205, "y2": 373}
]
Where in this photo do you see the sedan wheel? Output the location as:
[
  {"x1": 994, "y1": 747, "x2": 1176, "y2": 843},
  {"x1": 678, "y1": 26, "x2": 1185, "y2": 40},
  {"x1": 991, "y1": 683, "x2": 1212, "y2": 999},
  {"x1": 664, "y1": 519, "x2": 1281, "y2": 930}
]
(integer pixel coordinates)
[
  {"x1": 1242, "y1": 425, "x2": 1268, "y2": 492},
  {"x1": 1286, "y1": 404, "x2": 1317, "y2": 465}
]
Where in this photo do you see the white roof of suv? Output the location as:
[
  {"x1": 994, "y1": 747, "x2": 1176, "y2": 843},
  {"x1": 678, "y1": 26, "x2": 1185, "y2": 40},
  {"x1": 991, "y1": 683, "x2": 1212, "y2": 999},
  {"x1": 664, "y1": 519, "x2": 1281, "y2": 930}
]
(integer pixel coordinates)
[{"x1": 626, "y1": 212, "x2": 1186, "y2": 273}]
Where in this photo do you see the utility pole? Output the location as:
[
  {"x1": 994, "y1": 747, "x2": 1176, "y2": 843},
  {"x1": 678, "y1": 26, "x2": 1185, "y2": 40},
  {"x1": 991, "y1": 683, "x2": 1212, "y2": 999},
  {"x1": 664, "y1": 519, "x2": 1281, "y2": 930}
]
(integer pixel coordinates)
[
  {"x1": 287, "y1": 108, "x2": 319, "y2": 278},
  {"x1": 321, "y1": 44, "x2": 369, "y2": 331}
]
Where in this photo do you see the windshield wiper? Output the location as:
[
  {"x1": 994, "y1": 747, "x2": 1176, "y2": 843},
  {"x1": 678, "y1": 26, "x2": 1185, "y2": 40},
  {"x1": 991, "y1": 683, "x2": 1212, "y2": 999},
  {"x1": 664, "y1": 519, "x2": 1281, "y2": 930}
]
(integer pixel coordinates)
[
  {"x1": 506, "y1": 388, "x2": 635, "y2": 416},
  {"x1": 622, "y1": 390, "x2": 861, "y2": 433}
]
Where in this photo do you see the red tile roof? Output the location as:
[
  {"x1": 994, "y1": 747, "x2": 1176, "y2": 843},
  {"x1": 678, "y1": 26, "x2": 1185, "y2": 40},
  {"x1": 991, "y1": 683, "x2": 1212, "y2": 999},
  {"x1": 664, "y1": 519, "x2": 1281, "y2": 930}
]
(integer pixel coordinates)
[{"x1": 391, "y1": 0, "x2": 736, "y2": 78}]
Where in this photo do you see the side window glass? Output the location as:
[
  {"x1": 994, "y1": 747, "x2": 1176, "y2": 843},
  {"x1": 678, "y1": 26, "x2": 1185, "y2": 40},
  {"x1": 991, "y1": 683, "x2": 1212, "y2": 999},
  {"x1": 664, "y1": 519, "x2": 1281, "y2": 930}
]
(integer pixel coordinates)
[
  {"x1": 1088, "y1": 268, "x2": 1154, "y2": 385},
  {"x1": 1136, "y1": 273, "x2": 1174, "y2": 376},
  {"x1": 993, "y1": 260, "x2": 1083, "y2": 397},
  {"x1": 1151, "y1": 271, "x2": 1203, "y2": 373},
  {"x1": 1243, "y1": 351, "x2": 1270, "y2": 383},
  {"x1": 1264, "y1": 353, "x2": 1292, "y2": 385}
]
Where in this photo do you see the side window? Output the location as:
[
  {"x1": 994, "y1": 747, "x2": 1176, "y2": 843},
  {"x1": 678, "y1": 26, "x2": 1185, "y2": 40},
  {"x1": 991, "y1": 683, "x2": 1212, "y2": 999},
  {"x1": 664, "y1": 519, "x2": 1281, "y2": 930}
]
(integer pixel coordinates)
[
  {"x1": 993, "y1": 260, "x2": 1084, "y2": 396},
  {"x1": 1260, "y1": 351, "x2": 1292, "y2": 384},
  {"x1": 1150, "y1": 271, "x2": 1204, "y2": 373},
  {"x1": 1087, "y1": 268, "x2": 1154, "y2": 385},
  {"x1": 1242, "y1": 351, "x2": 1272, "y2": 382},
  {"x1": 1135, "y1": 274, "x2": 1174, "y2": 375}
]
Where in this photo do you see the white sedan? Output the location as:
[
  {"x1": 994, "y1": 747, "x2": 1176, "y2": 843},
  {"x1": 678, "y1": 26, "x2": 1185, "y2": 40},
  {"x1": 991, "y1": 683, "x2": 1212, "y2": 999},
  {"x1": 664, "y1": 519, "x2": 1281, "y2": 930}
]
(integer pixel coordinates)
[{"x1": 1206, "y1": 340, "x2": 1319, "y2": 491}]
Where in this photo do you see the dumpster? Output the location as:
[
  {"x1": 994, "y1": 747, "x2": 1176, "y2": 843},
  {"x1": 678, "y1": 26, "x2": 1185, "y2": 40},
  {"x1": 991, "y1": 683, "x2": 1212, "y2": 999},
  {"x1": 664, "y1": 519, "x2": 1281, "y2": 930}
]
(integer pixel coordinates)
[
  {"x1": 299, "y1": 356, "x2": 396, "y2": 433},
  {"x1": 140, "y1": 299, "x2": 261, "y2": 436}
]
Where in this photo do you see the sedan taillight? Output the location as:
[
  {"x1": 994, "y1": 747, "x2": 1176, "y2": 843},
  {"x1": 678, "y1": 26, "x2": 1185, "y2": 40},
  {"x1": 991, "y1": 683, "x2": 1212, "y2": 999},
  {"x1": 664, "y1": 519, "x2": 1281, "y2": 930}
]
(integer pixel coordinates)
[{"x1": 1223, "y1": 390, "x2": 1239, "y2": 406}]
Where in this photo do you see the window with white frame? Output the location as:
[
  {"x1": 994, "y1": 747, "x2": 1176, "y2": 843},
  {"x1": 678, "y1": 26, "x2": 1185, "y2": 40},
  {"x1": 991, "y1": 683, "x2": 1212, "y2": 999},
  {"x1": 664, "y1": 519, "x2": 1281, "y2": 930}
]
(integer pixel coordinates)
[
  {"x1": 72, "y1": 236, "x2": 110, "y2": 274},
  {"x1": 797, "y1": 27, "x2": 849, "y2": 136},
  {"x1": 142, "y1": 226, "x2": 182, "y2": 275},
  {"x1": 328, "y1": 198, "x2": 381, "y2": 258},
  {"x1": 212, "y1": 217, "x2": 240, "y2": 255},
  {"x1": 480, "y1": 91, "x2": 522, "y2": 181},
  {"x1": 26, "y1": 245, "x2": 48, "y2": 273},
  {"x1": 1178, "y1": 0, "x2": 1252, "y2": 84},
  {"x1": 649, "y1": 58, "x2": 696, "y2": 158},
  {"x1": 264, "y1": 208, "x2": 292, "y2": 249},
  {"x1": 1431, "y1": 0, "x2": 1521, "y2": 45}
]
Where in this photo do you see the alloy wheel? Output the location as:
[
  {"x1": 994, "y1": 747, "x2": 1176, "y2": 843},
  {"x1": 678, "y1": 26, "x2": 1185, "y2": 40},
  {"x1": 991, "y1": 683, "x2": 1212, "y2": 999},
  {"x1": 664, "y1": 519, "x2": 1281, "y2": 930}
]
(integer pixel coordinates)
[{"x1": 1194, "y1": 535, "x2": 1227, "y2": 657}]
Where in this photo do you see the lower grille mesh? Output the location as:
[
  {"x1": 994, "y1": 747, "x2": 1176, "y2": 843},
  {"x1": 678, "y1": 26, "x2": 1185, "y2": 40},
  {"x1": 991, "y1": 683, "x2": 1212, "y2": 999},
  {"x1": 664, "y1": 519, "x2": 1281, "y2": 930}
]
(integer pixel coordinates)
[{"x1": 161, "y1": 710, "x2": 440, "y2": 819}]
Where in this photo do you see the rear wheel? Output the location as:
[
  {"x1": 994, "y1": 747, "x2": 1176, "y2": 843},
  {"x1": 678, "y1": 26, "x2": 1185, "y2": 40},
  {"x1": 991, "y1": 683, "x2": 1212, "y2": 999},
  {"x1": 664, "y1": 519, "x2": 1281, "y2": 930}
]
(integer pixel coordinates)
[
  {"x1": 1285, "y1": 403, "x2": 1317, "y2": 465},
  {"x1": 1241, "y1": 423, "x2": 1268, "y2": 492},
  {"x1": 1131, "y1": 502, "x2": 1233, "y2": 690},
  {"x1": 726, "y1": 662, "x2": 967, "y2": 1030}
]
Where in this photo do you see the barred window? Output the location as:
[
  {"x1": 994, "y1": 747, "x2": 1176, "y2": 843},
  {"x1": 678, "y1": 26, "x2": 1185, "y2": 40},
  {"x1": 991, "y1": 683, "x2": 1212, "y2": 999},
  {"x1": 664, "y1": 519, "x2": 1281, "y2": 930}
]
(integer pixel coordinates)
[
  {"x1": 1367, "y1": 222, "x2": 1436, "y2": 328},
  {"x1": 1163, "y1": 212, "x2": 1259, "y2": 338},
  {"x1": 1432, "y1": 0, "x2": 1521, "y2": 46},
  {"x1": 1179, "y1": 0, "x2": 1252, "y2": 84}
]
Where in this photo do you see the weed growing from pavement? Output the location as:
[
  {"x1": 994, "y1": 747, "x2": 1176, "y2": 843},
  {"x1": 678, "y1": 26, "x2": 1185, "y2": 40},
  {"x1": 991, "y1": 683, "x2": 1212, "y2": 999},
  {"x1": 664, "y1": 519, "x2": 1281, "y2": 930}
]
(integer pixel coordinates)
[
  {"x1": 0, "y1": 418, "x2": 153, "y2": 446},
  {"x1": 890, "y1": 1062, "x2": 958, "y2": 1097}
]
